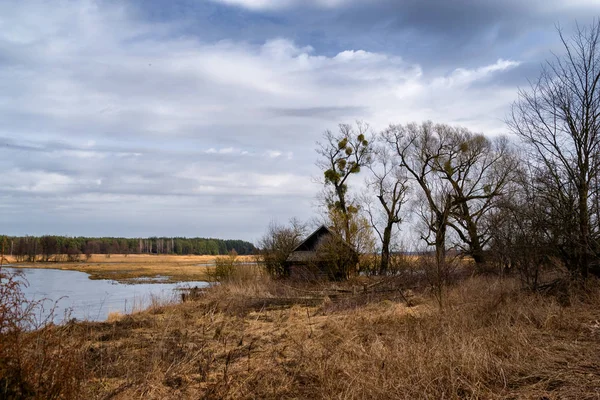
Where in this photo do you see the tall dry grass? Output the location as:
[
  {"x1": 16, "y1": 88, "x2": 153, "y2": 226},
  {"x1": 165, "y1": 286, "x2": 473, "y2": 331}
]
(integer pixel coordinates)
[
  {"x1": 0, "y1": 269, "x2": 86, "y2": 399},
  {"x1": 3, "y1": 263, "x2": 600, "y2": 399},
  {"x1": 64, "y1": 273, "x2": 600, "y2": 398}
]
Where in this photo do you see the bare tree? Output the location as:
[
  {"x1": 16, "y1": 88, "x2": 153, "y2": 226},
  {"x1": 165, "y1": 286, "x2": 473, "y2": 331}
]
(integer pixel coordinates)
[
  {"x1": 317, "y1": 122, "x2": 373, "y2": 243},
  {"x1": 384, "y1": 122, "x2": 455, "y2": 305},
  {"x1": 364, "y1": 140, "x2": 409, "y2": 275},
  {"x1": 433, "y1": 127, "x2": 519, "y2": 268},
  {"x1": 487, "y1": 161, "x2": 559, "y2": 289},
  {"x1": 258, "y1": 219, "x2": 307, "y2": 278},
  {"x1": 508, "y1": 20, "x2": 600, "y2": 278}
]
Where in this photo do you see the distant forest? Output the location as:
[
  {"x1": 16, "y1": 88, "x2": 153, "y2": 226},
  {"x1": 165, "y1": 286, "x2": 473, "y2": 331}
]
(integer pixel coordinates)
[{"x1": 0, "y1": 235, "x2": 256, "y2": 262}]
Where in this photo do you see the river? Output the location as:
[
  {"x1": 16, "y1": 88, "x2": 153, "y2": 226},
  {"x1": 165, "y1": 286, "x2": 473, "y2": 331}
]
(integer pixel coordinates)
[{"x1": 1, "y1": 267, "x2": 209, "y2": 324}]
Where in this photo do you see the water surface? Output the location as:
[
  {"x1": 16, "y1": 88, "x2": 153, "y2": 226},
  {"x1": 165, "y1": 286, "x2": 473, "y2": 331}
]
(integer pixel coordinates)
[{"x1": 3, "y1": 267, "x2": 209, "y2": 324}]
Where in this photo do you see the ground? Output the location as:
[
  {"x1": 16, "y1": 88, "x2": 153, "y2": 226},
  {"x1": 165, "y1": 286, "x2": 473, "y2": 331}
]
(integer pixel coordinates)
[
  {"x1": 4, "y1": 264, "x2": 600, "y2": 399},
  {"x1": 3, "y1": 259, "x2": 600, "y2": 399}
]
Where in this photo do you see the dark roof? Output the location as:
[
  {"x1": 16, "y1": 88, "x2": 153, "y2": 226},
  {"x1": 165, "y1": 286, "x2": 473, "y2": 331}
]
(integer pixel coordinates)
[
  {"x1": 291, "y1": 225, "x2": 333, "y2": 252},
  {"x1": 286, "y1": 225, "x2": 359, "y2": 266}
]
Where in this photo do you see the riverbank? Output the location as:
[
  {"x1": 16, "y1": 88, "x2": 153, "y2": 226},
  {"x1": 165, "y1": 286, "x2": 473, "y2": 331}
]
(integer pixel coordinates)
[
  {"x1": 2, "y1": 266, "x2": 210, "y2": 323},
  {"x1": 2, "y1": 254, "x2": 255, "y2": 283},
  {"x1": 3, "y1": 269, "x2": 600, "y2": 399}
]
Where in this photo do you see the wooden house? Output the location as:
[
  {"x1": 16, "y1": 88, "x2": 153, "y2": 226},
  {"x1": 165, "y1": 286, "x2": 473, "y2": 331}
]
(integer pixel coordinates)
[{"x1": 286, "y1": 225, "x2": 358, "y2": 280}]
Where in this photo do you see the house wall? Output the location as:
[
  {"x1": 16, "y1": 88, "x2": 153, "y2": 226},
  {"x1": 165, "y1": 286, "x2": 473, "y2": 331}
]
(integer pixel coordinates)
[{"x1": 289, "y1": 263, "x2": 328, "y2": 281}]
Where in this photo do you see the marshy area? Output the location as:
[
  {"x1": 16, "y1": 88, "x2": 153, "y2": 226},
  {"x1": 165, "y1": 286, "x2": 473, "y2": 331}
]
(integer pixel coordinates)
[
  {"x1": 2, "y1": 254, "x2": 256, "y2": 284},
  {"x1": 2, "y1": 259, "x2": 600, "y2": 399}
]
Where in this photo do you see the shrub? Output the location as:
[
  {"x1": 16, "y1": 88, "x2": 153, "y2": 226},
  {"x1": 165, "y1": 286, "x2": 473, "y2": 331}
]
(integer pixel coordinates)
[
  {"x1": 212, "y1": 250, "x2": 238, "y2": 282},
  {"x1": 258, "y1": 219, "x2": 307, "y2": 278}
]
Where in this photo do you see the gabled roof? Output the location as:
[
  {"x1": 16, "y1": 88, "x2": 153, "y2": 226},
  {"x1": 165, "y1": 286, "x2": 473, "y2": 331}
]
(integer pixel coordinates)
[
  {"x1": 286, "y1": 225, "x2": 359, "y2": 267},
  {"x1": 290, "y1": 224, "x2": 357, "y2": 254},
  {"x1": 291, "y1": 225, "x2": 333, "y2": 253}
]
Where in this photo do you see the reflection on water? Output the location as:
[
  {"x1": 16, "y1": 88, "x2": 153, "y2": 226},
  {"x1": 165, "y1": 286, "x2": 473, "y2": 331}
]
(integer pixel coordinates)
[{"x1": 3, "y1": 267, "x2": 209, "y2": 323}]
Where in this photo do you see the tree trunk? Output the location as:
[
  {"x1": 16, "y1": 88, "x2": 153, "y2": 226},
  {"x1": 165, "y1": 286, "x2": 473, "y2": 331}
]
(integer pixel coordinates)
[
  {"x1": 435, "y1": 215, "x2": 447, "y2": 308},
  {"x1": 466, "y1": 220, "x2": 485, "y2": 266},
  {"x1": 335, "y1": 185, "x2": 351, "y2": 243},
  {"x1": 435, "y1": 236, "x2": 446, "y2": 307},
  {"x1": 578, "y1": 182, "x2": 590, "y2": 278},
  {"x1": 380, "y1": 223, "x2": 393, "y2": 275}
]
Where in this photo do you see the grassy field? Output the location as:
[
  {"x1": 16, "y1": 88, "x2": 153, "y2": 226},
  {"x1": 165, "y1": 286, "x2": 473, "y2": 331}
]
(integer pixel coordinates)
[
  {"x1": 3, "y1": 263, "x2": 600, "y2": 399},
  {"x1": 2, "y1": 254, "x2": 256, "y2": 283}
]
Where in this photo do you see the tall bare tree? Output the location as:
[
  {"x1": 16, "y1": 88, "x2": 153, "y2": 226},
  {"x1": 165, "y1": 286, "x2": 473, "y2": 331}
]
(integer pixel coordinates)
[
  {"x1": 317, "y1": 122, "x2": 373, "y2": 243},
  {"x1": 365, "y1": 141, "x2": 409, "y2": 275},
  {"x1": 384, "y1": 122, "x2": 455, "y2": 304},
  {"x1": 433, "y1": 127, "x2": 518, "y2": 267},
  {"x1": 508, "y1": 20, "x2": 600, "y2": 278}
]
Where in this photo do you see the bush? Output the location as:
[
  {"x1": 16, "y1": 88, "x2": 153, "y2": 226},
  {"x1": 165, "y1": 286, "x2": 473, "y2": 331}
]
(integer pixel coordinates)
[
  {"x1": 258, "y1": 219, "x2": 307, "y2": 278},
  {"x1": 212, "y1": 250, "x2": 238, "y2": 282}
]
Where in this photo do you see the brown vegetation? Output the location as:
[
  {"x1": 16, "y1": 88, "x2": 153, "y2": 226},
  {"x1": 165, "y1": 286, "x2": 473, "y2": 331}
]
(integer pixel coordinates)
[
  {"x1": 7, "y1": 254, "x2": 255, "y2": 283},
  {"x1": 1, "y1": 269, "x2": 86, "y2": 399},
  {"x1": 3, "y1": 262, "x2": 600, "y2": 399}
]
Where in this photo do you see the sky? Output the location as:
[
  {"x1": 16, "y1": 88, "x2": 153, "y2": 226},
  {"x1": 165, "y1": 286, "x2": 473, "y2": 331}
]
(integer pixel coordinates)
[{"x1": 1, "y1": 0, "x2": 599, "y2": 243}]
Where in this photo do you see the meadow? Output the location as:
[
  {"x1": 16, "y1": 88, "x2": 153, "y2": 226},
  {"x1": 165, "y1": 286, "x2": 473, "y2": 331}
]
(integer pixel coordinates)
[
  {"x1": 2, "y1": 259, "x2": 600, "y2": 399},
  {"x1": 2, "y1": 254, "x2": 255, "y2": 283}
]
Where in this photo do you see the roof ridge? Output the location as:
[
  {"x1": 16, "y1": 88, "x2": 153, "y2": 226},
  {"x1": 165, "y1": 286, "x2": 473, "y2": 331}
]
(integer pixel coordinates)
[{"x1": 290, "y1": 225, "x2": 332, "y2": 253}]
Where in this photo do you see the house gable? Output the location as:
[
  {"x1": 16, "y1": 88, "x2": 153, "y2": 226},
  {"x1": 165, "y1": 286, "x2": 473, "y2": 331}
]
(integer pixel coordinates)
[{"x1": 292, "y1": 225, "x2": 332, "y2": 252}]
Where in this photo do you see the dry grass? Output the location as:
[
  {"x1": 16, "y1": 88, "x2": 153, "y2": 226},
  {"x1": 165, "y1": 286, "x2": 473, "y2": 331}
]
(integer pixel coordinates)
[
  {"x1": 5, "y1": 262, "x2": 600, "y2": 399},
  {"x1": 8, "y1": 254, "x2": 255, "y2": 283},
  {"x1": 1, "y1": 255, "x2": 17, "y2": 264},
  {"x1": 18, "y1": 274, "x2": 593, "y2": 399},
  {"x1": 1, "y1": 269, "x2": 86, "y2": 399},
  {"x1": 106, "y1": 311, "x2": 124, "y2": 323}
]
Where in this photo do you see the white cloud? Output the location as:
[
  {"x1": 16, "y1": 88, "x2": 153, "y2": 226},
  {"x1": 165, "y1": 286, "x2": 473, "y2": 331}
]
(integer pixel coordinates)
[
  {"x1": 266, "y1": 150, "x2": 283, "y2": 158},
  {"x1": 210, "y1": 0, "x2": 353, "y2": 10},
  {"x1": 204, "y1": 147, "x2": 249, "y2": 155},
  {"x1": 433, "y1": 59, "x2": 521, "y2": 88},
  {"x1": 4, "y1": 169, "x2": 76, "y2": 194},
  {"x1": 211, "y1": 0, "x2": 599, "y2": 13},
  {"x1": 0, "y1": 0, "x2": 525, "y2": 239},
  {"x1": 0, "y1": 2, "x2": 517, "y2": 142}
]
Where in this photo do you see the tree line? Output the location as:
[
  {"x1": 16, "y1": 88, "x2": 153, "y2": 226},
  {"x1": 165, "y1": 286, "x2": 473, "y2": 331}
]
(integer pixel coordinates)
[
  {"x1": 0, "y1": 235, "x2": 256, "y2": 262},
  {"x1": 260, "y1": 20, "x2": 600, "y2": 296}
]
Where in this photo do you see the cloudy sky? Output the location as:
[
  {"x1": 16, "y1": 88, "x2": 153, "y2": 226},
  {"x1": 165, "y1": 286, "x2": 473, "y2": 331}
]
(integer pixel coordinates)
[{"x1": 1, "y1": 0, "x2": 599, "y2": 242}]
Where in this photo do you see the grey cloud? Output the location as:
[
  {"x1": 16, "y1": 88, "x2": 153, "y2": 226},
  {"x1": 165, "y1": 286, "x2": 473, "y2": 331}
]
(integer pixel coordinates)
[
  {"x1": 203, "y1": 0, "x2": 600, "y2": 68},
  {"x1": 0, "y1": 0, "x2": 585, "y2": 240},
  {"x1": 0, "y1": 191, "x2": 315, "y2": 241},
  {"x1": 267, "y1": 106, "x2": 368, "y2": 118},
  {"x1": 468, "y1": 61, "x2": 543, "y2": 90},
  {"x1": 0, "y1": 134, "x2": 317, "y2": 202}
]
